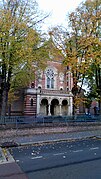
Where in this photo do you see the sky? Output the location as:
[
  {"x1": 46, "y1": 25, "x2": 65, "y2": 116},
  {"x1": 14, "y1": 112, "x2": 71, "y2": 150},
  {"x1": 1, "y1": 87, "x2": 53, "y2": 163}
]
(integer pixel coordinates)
[{"x1": 37, "y1": 0, "x2": 85, "y2": 30}]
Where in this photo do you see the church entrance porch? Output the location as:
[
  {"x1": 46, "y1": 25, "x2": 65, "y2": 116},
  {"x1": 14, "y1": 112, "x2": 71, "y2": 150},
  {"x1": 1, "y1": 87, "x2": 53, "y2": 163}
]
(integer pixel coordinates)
[{"x1": 40, "y1": 97, "x2": 69, "y2": 116}]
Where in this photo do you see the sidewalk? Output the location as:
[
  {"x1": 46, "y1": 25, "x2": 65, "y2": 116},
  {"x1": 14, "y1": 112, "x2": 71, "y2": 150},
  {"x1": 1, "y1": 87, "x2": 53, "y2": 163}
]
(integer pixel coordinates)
[
  {"x1": 0, "y1": 146, "x2": 28, "y2": 179},
  {"x1": 0, "y1": 162, "x2": 28, "y2": 179},
  {"x1": 6, "y1": 129, "x2": 101, "y2": 146}
]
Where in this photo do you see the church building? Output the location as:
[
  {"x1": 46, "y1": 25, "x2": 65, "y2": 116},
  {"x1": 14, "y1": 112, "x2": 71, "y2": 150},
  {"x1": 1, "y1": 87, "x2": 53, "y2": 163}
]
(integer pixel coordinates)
[{"x1": 23, "y1": 55, "x2": 73, "y2": 116}]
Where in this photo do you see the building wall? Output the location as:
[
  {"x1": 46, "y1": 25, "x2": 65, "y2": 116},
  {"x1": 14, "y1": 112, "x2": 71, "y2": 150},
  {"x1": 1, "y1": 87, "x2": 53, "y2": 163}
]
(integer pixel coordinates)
[{"x1": 10, "y1": 89, "x2": 24, "y2": 116}]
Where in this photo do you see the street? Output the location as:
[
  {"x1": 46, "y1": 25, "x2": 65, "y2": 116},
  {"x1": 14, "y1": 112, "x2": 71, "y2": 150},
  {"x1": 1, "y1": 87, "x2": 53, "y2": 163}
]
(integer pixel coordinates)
[{"x1": 9, "y1": 138, "x2": 101, "y2": 179}]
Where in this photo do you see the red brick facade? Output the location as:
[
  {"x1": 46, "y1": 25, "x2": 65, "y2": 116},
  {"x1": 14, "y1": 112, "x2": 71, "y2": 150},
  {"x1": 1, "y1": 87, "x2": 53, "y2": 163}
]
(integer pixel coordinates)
[{"x1": 24, "y1": 59, "x2": 73, "y2": 116}]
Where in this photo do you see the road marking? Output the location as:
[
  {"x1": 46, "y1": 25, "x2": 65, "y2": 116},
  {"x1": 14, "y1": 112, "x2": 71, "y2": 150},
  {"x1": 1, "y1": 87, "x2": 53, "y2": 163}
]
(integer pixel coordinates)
[
  {"x1": 16, "y1": 160, "x2": 20, "y2": 162},
  {"x1": 89, "y1": 147, "x2": 99, "y2": 150},
  {"x1": 53, "y1": 152, "x2": 65, "y2": 156},
  {"x1": 73, "y1": 150, "x2": 83, "y2": 153},
  {"x1": 31, "y1": 156, "x2": 43, "y2": 160}
]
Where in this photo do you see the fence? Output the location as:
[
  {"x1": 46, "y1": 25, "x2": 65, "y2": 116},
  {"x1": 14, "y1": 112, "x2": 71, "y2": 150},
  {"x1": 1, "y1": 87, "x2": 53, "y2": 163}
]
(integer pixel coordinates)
[{"x1": 0, "y1": 115, "x2": 101, "y2": 129}]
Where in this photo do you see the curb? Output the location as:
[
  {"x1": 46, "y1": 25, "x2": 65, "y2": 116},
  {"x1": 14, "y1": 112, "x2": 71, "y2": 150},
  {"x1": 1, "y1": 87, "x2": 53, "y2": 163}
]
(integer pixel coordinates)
[
  {"x1": 18, "y1": 135, "x2": 98, "y2": 147},
  {"x1": 1, "y1": 134, "x2": 101, "y2": 148}
]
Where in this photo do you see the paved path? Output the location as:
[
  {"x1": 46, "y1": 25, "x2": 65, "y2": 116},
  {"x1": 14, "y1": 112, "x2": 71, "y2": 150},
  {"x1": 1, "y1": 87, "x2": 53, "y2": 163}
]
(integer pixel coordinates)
[
  {"x1": 14, "y1": 129, "x2": 101, "y2": 145},
  {"x1": 0, "y1": 129, "x2": 99, "y2": 147},
  {"x1": 0, "y1": 162, "x2": 28, "y2": 179}
]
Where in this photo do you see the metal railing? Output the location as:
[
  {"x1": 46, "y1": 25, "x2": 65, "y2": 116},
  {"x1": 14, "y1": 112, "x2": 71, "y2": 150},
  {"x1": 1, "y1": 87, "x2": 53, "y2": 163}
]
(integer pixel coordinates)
[{"x1": 0, "y1": 115, "x2": 101, "y2": 129}]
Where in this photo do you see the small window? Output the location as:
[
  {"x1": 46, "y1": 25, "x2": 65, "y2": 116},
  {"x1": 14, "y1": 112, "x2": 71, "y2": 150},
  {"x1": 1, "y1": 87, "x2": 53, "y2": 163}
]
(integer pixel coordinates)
[
  {"x1": 60, "y1": 88, "x2": 63, "y2": 91},
  {"x1": 51, "y1": 78, "x2": 54, "y2": 88},
  {"x1": 38, "y1": 86, "x2": 41, "y2": 89},
  {"x1": 31, "y1": 82, "x2": 35, "y2": 88},
  {"x1": 67, "y1": 66, "x2": 69, "y2": 70},
  {"x1": 47, "y1": 77, "x2": 50, "y2": 88},
  {"x1": 31, "y1": 98, "x2": 33, "y2": 106}
]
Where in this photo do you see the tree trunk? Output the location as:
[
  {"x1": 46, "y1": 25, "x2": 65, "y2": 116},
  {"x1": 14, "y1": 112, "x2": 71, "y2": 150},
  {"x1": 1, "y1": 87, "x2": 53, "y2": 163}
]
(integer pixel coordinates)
[
  {"x1": 99, "y1": 94, "x2": 101, "y2": 115},
  {"x1": 1, "y1": 89, "x2": 8, "y2": 116}
]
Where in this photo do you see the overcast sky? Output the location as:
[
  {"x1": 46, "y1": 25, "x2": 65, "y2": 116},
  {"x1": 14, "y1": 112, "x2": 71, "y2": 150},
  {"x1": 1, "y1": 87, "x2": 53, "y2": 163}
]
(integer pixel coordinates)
[{"x1": 37, "y1": 0, "x2": 85, "y2": 30}]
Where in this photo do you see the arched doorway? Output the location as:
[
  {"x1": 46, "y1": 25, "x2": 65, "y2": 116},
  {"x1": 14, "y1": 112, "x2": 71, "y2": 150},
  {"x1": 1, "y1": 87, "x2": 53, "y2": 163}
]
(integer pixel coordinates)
[
  {"x1": 62, "y1": 99, "x2": 68, "y2": 115},
  {"x1": 40, "y1": 99, "x2": 48, "y2": 115},
  {"x1": 51, "y1": 99, "x2": 59, "y2": 115}
]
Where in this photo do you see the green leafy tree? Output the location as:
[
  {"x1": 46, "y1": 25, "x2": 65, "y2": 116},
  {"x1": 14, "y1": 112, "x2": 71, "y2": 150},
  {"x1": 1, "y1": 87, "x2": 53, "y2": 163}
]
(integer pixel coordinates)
[{"x1": 0, "y1": 0, "x2": 49, "y2": 116}]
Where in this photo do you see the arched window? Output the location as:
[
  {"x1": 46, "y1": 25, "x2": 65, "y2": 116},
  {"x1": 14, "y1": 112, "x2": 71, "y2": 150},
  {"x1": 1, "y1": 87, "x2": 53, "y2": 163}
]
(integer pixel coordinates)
[
  {"x1": 46, "y1": 68, "x2": 54, "y2": 89},
  {"x1": 31, "y1": 82, "x2": 35, "y2": 88},
  {"x1": 31, "y1": 98, "x2": 33, "y2": 106}
]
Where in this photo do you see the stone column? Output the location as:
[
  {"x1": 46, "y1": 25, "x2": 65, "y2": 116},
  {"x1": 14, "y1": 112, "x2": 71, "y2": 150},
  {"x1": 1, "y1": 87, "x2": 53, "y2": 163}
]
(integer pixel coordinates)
[
  {"x1": 48, "y1": 103, "x2": 51, "y2": 116},
  {"x1": 59, "y1": 98, "x2": 62, "y2": 116},
  {"x1": 37, "y1": 94, "x2": 40, "y2": 115},
  {"x1": 59, "y1": 104, "x2": 62, "y2": 115},
  {"x1": 68, "y1": 97, "x2": 73, "y2": 116}
]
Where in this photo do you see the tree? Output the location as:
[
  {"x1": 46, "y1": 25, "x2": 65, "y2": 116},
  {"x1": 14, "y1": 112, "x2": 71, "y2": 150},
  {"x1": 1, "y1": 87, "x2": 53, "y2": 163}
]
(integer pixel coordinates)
[
  {"x1": 76, "y1": 0, "x2": 101, "y2": 113},
  {"x1": 49, "y1": 0, "x2": 101, "y2": 115},
  {"x1": 0, "y1": 0, "x2": 49, "y2": 116},
  {"x1": 66, "y1": 0, "x2": 101, "y2": 114}
]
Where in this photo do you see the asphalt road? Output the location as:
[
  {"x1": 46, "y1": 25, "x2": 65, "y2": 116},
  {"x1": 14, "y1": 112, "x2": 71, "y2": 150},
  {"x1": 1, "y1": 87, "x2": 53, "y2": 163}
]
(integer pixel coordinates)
[{"x1": 9, "y1": 139, "x2": 101, "y2": 179}]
